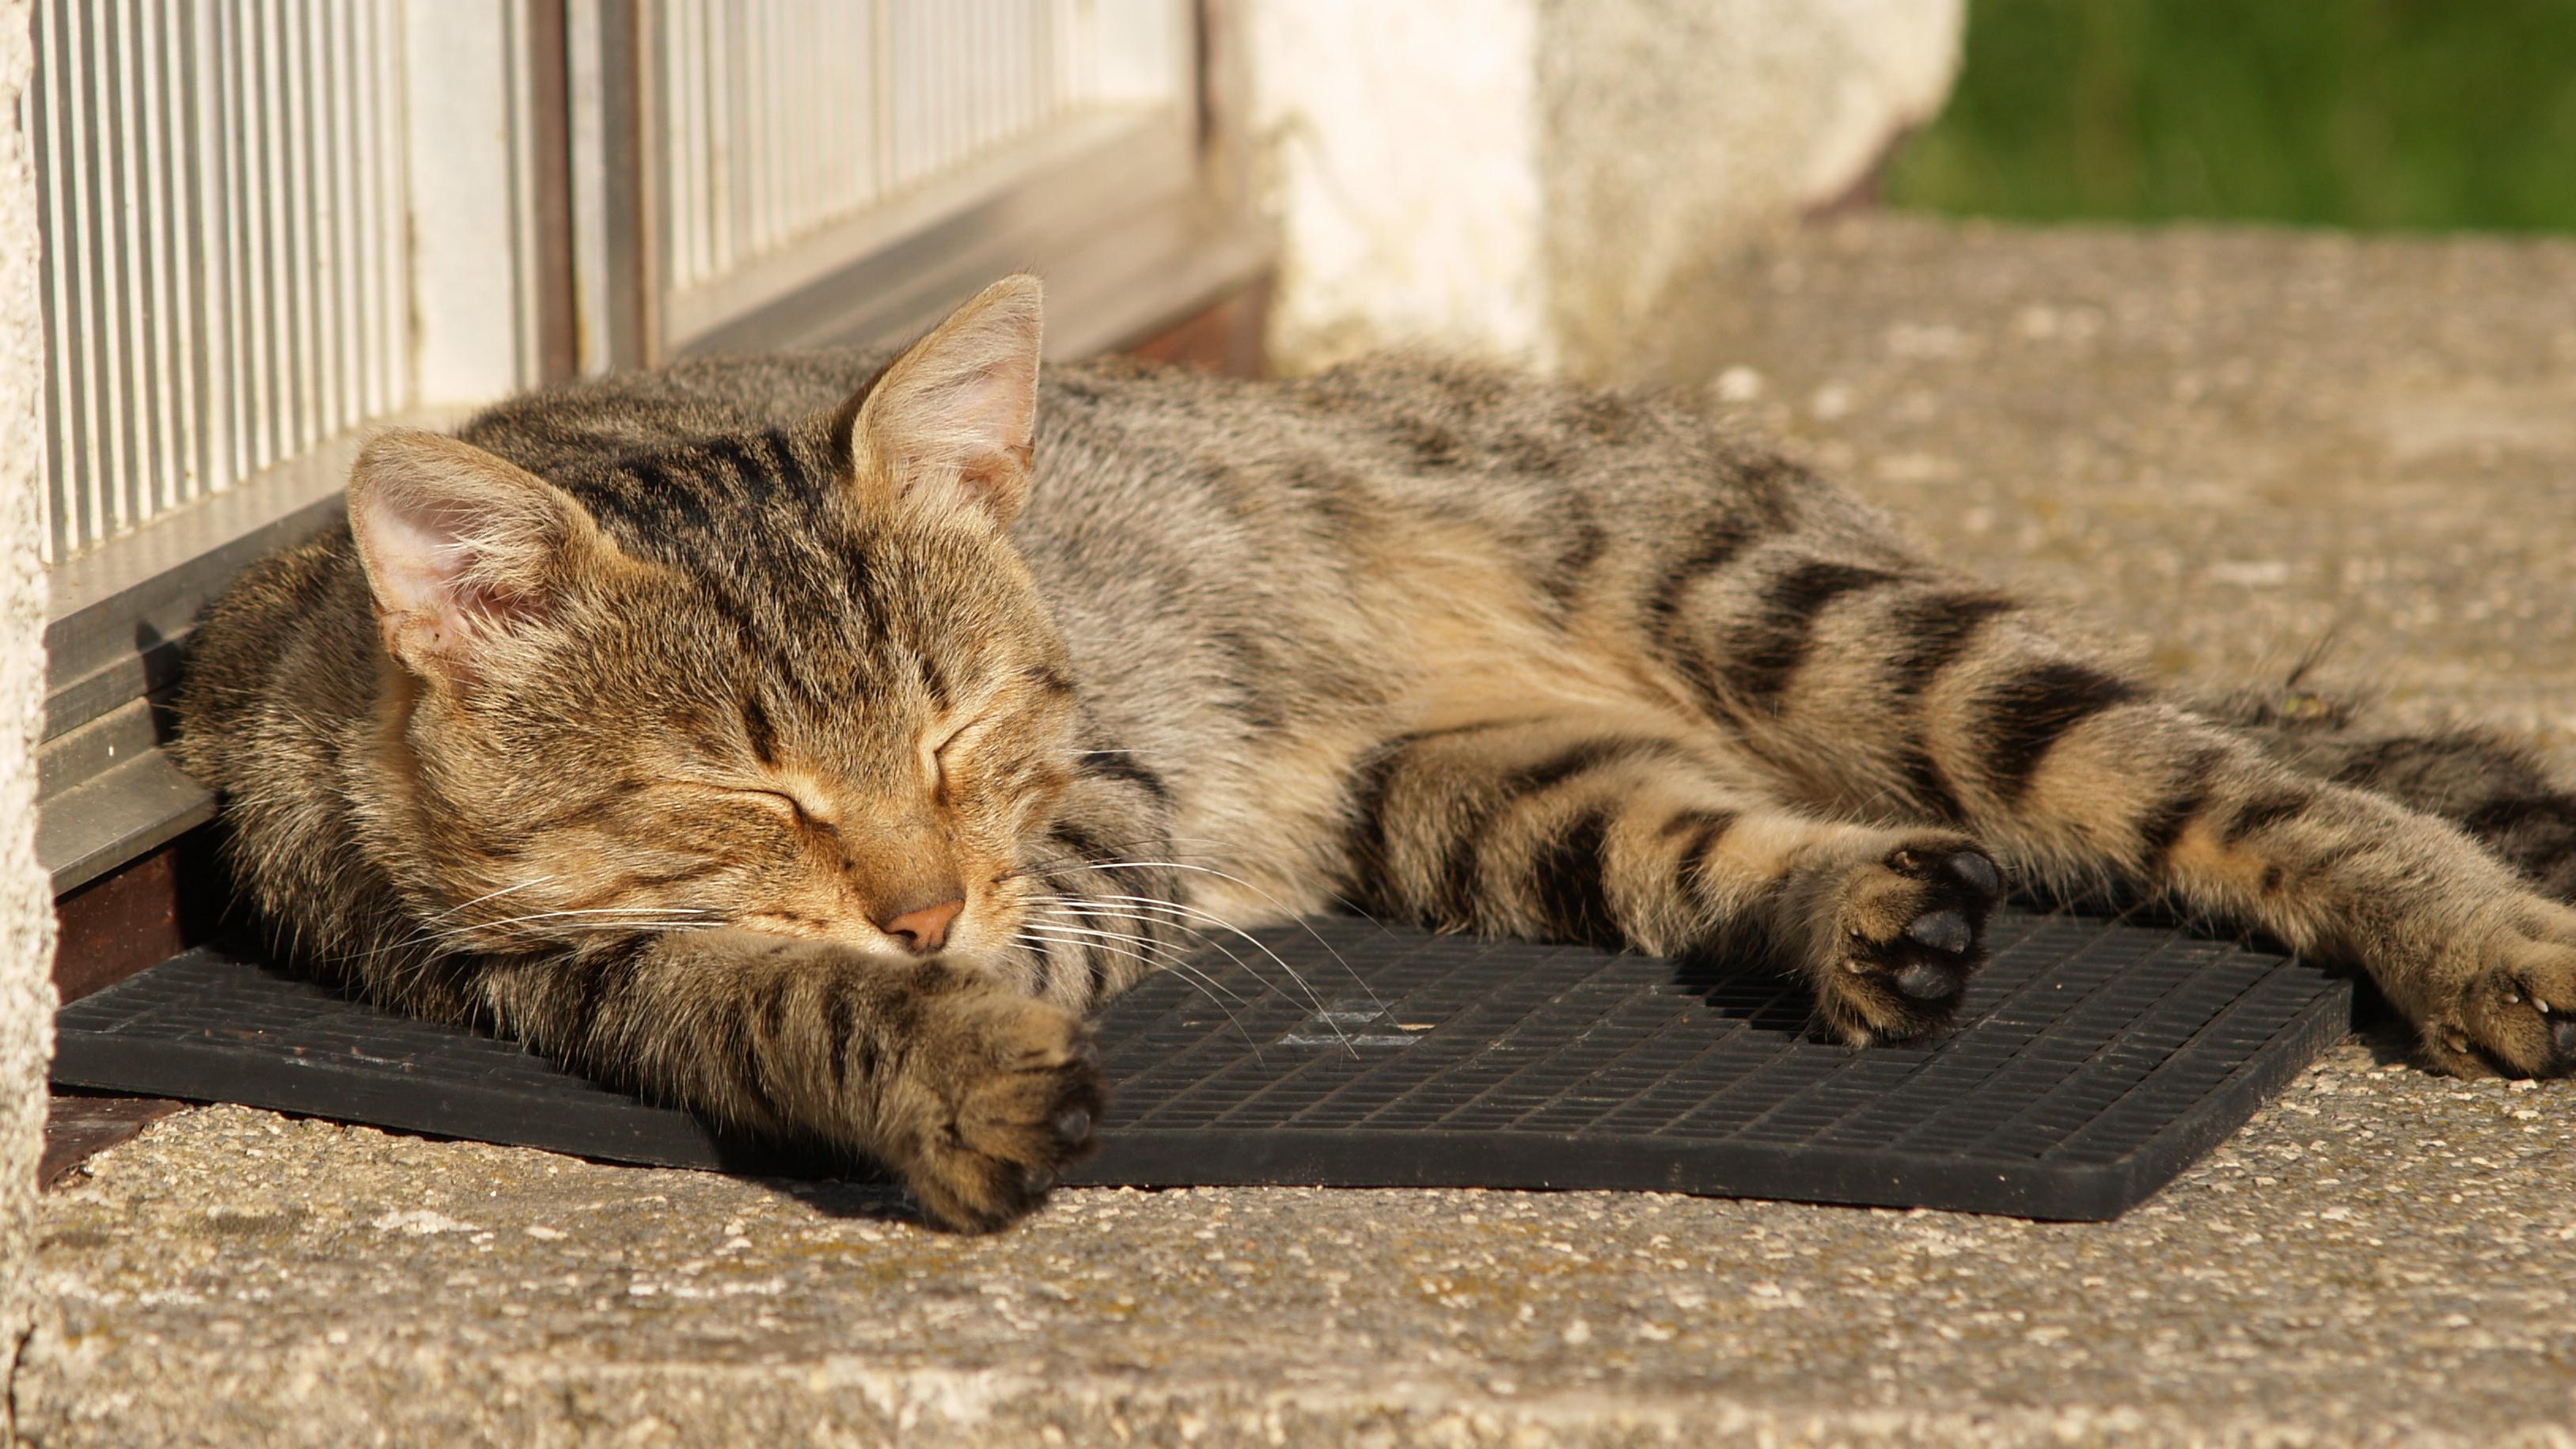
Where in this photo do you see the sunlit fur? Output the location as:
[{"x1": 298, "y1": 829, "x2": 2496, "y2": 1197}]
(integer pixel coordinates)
[{"x1": 178, "y1": 277, "x2": 2576, "y2": 1230}]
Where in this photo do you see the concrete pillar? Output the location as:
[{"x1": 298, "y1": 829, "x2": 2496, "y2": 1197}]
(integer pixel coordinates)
[
  {"x1": 1243, "y1": 0, "x2": 1963, "y2": 375},
  {"x1": 0, "y1": 1, "x2": 57, "y2": 1438}
]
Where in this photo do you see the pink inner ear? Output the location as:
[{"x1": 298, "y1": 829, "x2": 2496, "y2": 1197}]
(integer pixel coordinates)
[
  {"x1": 939, "y1": 363, "x2": 1036, "y2": 458},
  {"x1": 933, "y1": 366, "x2": 1036, "y2": 511},
  {"x1": 347, "y1": 428, "x2": 598, "y2": 675},
  {"x1": 351, "y1": 472, "x2": 566, "y2": 669},
  {"x1": 841, "y1": 274, "x2": 1045, "y2": 521},
  {"x1": 365, "y1": 497, "x2": 481, "y2": 623}
]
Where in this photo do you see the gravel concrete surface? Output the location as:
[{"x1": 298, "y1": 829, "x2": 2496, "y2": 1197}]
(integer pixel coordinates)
[{"x1": 22, "y1": 217, "x2": 2576, "y2": 1446}]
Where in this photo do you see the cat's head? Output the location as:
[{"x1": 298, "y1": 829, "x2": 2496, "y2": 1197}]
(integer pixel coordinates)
[{"x1": 346, "y1": 276, "x2": 1080, "y2": 974}]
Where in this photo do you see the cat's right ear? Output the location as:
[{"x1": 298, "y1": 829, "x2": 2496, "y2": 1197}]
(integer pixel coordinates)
[{"x1": 346, "y1": 430, "x2": 611, "y2": 681}]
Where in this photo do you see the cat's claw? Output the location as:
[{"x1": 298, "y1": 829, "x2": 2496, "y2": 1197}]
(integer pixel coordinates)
[{"x1": 2419, "y1": 910, "x2": 2576, "y2": 1079}]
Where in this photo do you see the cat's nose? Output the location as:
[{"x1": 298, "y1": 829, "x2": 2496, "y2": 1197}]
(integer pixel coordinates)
[{"x1": 878, "y1": 895, "x2": 964, "y2": 954}]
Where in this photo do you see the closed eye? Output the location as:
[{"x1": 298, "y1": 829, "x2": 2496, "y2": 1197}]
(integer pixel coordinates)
[
  {"x1": 930, "y1": 715, "x2": 988, "y2": 771},
  {"x1": 728, "y1": 786, "x2": 834, "y2": 836},
  {"x1": 926, "y1": 717, "x2": 991, "y2": 806}
]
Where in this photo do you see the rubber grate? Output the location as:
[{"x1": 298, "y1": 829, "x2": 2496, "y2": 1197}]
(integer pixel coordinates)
[{"x1": 49, "y1": 905, "x2": 2351, "y2": 1220}]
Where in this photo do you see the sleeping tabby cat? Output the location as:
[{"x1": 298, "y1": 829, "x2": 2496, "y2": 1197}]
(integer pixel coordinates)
[{"x1": 176, "y1": 276, "x2": 2576, "y2": 1230}]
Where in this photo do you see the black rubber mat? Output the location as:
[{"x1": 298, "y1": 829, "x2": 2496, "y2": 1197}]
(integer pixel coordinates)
[{"x1": 51, "y1": 906, "x2": 2350, "y2": 1220}]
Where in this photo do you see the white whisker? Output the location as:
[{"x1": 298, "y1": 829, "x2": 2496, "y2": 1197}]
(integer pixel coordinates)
[
  {"x1": 1019, "y1": 911, "x2": 1220, "y2": 982},
  {"x1": 1015, "y1": 928, "x2": 1262, "y2": 1055},
  {"x1": 1069, "y1": 892, "x2": 1355, "y2": 1049},
  {"x1": 421, "y1": 875, "x2": 560, "y2": 927},
  {"x1": 1049, "y1": 863, "x2": 1391, "y2": 1022}
]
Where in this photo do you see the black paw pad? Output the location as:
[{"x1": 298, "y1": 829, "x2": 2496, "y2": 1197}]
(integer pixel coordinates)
[
  {"x1": 2551, "y1": 1012, "x2": 2576, "y2": 1061},
  {"x1": 1906, "y1": 909, "x2": 1974, "y2": 954},
  {"x1": 1844, "y1": 842, "x2": 2006, "y2": 1041},
  {"x1": 1948, "y1": 850, "x2": 2002, "y2": 899},
  {"x1": 1894, "y1": 960, "x2": 1964, "y2": 1003},
  {"x1": 1885, "y1": 846, "x2": 2005, "y2": 943},
  {"x1": 1888, "y1": 846, "x2": 2005, "y2": 901},
  {"x1": 1050, "y1": 1106, "x2": 1094, "y2": 1147}
]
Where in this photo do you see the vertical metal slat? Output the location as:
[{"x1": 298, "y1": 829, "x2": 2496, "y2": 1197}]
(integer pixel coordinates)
[
  {"x1": 33, "y1": 0, "x2": 72, "y2": 559},
  {"x1": 184, "y1": 0, "x2": 231, "y2": 509},
  {"x1": 158, "y1": 0, "x2": 205, "y2": 509},
  {"x1": 63, "y1": 0, "x2": 115, "y2": 548},
  {"x1": 245, "y1": 0, "x2": 283, "y2": 473},
  {"x1": 315, "y1": 0, "x2": 352, "y2": 446},
  {"x1": 370, "y1": 0, "x2": 408, "y2": 419},
  {"x1": 131, "y1": 0, "x2": 181, "y2": 516},
  {"x1": 280, "y1": 0, "x2": 319, "y2": 453}
]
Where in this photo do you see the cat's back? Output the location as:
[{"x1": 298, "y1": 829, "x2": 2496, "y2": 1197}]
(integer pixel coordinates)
[{"x1": 454, "y1": 344, "x2": 1766, "y2": 551}]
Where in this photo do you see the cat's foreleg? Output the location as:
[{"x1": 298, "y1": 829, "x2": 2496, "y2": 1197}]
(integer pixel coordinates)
[
  {"x1": 1341, "y1": 713, "x2": 2005, "y2": 1045},
  {"x1": 474, "y1": 772, "x2": 1185, "y2": 1232},
  {"x1": 480, "y1": 931, "x2": 1102, "y2": 1232}
]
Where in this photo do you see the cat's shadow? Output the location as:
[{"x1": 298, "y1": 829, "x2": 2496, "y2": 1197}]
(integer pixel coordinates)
[
  {"x1": 645, "y1": 1123, "x2": 927, "y2": 1225},
  {"x1": 1663, "y1": 954, "x2": 1821, "y2": 1037},
  {"x1": 752, "y1": 1174, "x2": 918, "y2": 1225}
]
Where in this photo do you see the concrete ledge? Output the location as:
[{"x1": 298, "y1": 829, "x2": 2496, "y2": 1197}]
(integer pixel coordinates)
[{"x1": 26, "y1": 1036, "x2": 2576, "y2": 1447}]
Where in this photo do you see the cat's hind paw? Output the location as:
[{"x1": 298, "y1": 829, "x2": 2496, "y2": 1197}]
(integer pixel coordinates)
[
  {"x1": 2420, "y1": 912, "x2": 2576, "y2": 1079},
  {"x1": 1813, "y1": 838, "x2": 2003, "y2": 1046}
]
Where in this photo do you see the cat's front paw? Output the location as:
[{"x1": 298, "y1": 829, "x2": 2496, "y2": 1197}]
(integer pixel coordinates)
[
  {"x1": 2416, "y1": 903, "x2": 2576, "y2": 1079},
  {"x1": 1812, "y1": 836, "x2": 2003, "y2": 1045},
  {"x1": 895, "y1": 984, "x2": 1106, "y2": 1232}
]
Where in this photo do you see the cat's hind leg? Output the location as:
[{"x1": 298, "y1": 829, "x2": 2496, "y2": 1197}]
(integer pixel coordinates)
[
  {"x1": 1945, "y1": 688, "x2": 2576, "y2": 1079},
  {"x1": 1634, "y1": 540, "x2": 2576, "y2": 1075},
  {"x1": 1337, "y1": 711, "x2": 2004, "y2": 1045},
  {"x1": 2209, "y1": 680, "x2": 2576, "y2": 902}
]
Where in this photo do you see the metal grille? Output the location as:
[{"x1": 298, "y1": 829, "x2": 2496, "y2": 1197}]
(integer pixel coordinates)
[
  {"x1": 28, "y1": 0, "x2": 414, "y2": 565},
  {"x1": 654, "y1": 0, "x2": 1183, "y2": 294}
]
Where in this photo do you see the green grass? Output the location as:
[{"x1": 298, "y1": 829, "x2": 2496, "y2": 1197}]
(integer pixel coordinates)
[{"x1": 1885, "y1": 0, "x2": 2576, "y2": 233}]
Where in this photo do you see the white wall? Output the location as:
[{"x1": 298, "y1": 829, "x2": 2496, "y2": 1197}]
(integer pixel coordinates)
[
  {"x1": 1243, "y1": 0, "x2": 1964, "y2": 375},
  {"x1": 1243, "y1": 0, "x2": 1554, "y2": 367},
  {"x1": 0, "y1": 0, "x2": 60, "y2": 1437}
]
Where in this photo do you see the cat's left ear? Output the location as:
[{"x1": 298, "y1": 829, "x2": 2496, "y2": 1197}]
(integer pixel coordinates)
[{"x1": 833, "y1": 273, "x2": 1042, "y2": 526}]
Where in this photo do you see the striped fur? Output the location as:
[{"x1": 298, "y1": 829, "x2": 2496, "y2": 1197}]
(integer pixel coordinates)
[{"x1": 177, "y1": 278, "x2": 2576, "y2": 1230}]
